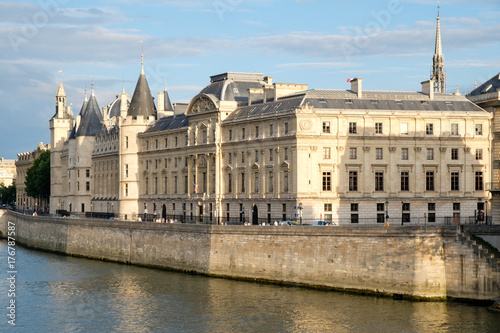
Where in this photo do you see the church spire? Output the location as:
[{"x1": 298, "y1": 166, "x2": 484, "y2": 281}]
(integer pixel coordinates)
[{"x1": 431, "y1": 3, "x2": 446, "y2": 93}]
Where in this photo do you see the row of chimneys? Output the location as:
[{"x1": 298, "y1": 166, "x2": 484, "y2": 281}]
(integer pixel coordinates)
[{"x1": 350, "y1": 78, "x2": 436, "y2": 99}]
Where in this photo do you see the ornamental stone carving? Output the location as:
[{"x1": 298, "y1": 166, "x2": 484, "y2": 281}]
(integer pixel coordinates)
[{"x1": 299, "y1": 119, "x2": 313, "y2": 130}]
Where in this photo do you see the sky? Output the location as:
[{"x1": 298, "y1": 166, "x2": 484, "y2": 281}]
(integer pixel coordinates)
[{"x1": 0, "y1": 0, "x2": 499, "y2": 159}]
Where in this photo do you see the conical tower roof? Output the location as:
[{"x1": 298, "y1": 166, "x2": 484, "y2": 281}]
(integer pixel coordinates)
[
  {"x1": 127, "y1": 52, "x2": 156, "y2": 117},
  {"x1": 76, "y1": 85, "x2": 103, "y2": 137}
]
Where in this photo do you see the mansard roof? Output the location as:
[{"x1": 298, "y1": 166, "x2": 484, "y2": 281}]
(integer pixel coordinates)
[
  {"x1": 76, "y1": 92, "x2": 103, "y2": 137},
  {"x1": 467, "y1": 73, "x2": 500, "y2": 97},
  {"x1": 144, "y1": 114, "x2": 188, "y2": 133},
  {"x1": 225, "y1": 89, "x2": 484, "y2": 121},
  {"x1": 199, "y1": 72, "x2": 266, "y2": 106},
  {"x1": 128, "y1": 72, "x2": 156, "y2": 117}
]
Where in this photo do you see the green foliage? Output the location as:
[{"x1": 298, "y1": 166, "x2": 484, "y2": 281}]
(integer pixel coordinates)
[
  {"x1": 0, "y1": 182, "x2": 16, "y2": 204},
  {"x1": 25, "y1": 150, "x2": 51, "y2": 201}
]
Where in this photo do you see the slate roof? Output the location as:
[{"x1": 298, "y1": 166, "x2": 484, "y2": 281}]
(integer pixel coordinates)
[
  {"x1": 225, "y1": 89, "x2": 484, "y2": 121},
  {"x1": 199, "y1": 72, "x2": 266, "y2": 106},
  {"x1": 76, "y1": 93, "x2": 103, "y2": 137},
  {"x1": 107, "y1": 91, "x2": 130, "y2": 118},
  {"x1": 467, "y1": 73, "x2": 500, "y2": 97},
  {"x1": 128, "y1": 73, "x2": 156, "y2": 117},
  {"x1": 144, "y1": 114, "x2": 188, "y2": 133}
]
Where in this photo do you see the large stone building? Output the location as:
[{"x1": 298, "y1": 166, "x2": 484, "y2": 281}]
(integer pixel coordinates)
[
  {"x1": 15, "y1": 142, "x2": 50, "y2": 212},
  {"x1": 0, "y1": 158, "x2": 16, "y2": 187},
  {"x1": 46, "y1": 12, "x2": 495, "y2": 224},
  {"x1": 466, "y1": 72, "x2": 500, "y2": 223},
  {"x1": 48, "y1": 66, "x2": 492, "y2": 224}
]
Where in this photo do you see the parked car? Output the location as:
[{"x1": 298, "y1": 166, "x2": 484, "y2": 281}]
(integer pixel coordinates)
[{"x1": 279, "y1": 221, "x2": 293, "y2": 226}]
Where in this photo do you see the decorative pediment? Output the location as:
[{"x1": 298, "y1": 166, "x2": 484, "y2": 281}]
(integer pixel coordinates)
[
  {"x1": 186, "y1": 94, "x2": 218, "y2": 115},
  {"x1": 225, "y1": 165, "x2": 233, "y2": 172},
  {"x1": 251, "y1": 163, "x2": 260, "y2": 170},
  {"x1": 281, "y1": 161, "x2": 290, "y2": 169}
]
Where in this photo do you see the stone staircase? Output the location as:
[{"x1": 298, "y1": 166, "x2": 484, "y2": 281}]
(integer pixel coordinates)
[{"x1": 456, "y1": 228, "x2": 500, "y2": 272}]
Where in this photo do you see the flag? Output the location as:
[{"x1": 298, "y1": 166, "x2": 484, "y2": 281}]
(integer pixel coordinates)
[
  {"x1": 347, "y1": 78, "x2": 355, "y2": 82},
  {"x1": 194, "y1": 183, "x2": 198, "y2": 192}
]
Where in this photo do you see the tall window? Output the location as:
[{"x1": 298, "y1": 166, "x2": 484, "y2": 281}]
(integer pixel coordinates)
[
  {"x1": 269, "y1": 149, "x2": 273, "y2": 162},
  {"x1": 349, "y1": 122, "x2": 357, "y2": 134},
  {"x1": 322, "y1": 172, "x2": 332, "y2": 191},
  {"x1": 428, "y1": 203, "x2": 436, "y2": 222},
  {"x1": 323, "y1": 147, "x2": 331, "y2": 159},
  {"x1": 241, "y1": 173, "x2": 245, "y2": 193},
  {"x1": 164, "y1": 177, "x2": 168, "y2": 194},
  {"x1": 125, "y1": 183, "x2": 128, "y2": 197},
  {"x1": 475, "y1": 171, "x2": 484, "y2": 191},
  {"x1": 426, "y1": 123, "x2": 433, "y2": 135},
  {"x1": 349, "y1": 171, "x2": 358, "y2": 191},
  {"x1": 242, "y1": 128, "x2": 246, "y2": 139},
  {"x1": 376, "y1": 148, "x2": 383, "y2": 160},
  {"x1": 284, "y1": 122, "x2": 289, "y2": 134},
  {"x1": 125, "y1": 164, "x2": 129, "y2": 177},
  {"x1": 451, "y1": 123, "x2": 458, "y2": 135},
  {"x1": 284, "y1": 148, "x2": 289, "y2": 161},
  {"x1": 174, "y1": 176, "x2": 178, "y2": 194},
  {"x1": 351, "y1": 203, "x2": 359, "y2": 223},
  {"x1": 401, "y1": 148, "x2": 408, "y2": 160},
  {"x1": 269, "y1": 124, "x2": 274, "y2": 136},
  {"x1": 476, "y1": 149, "x2": 483, "y2": 160},
  {"x1": 268, "y1": 172, "x2": 274, "y2": 192},
  {"x1": 241, "y1": 152, "x2": 245, "y2": 164},
  {"x1": 349, "y1": 148, "x2": 357, "y2": 159},
  {"x1": 375, "y1": 122, "x2": 383, "y2": 134},
  {"x1": 451, "y1": 171, "x2": 459, "y2": 191},
  {"x1": 451, "y1": 148, "x2": 459, "y2": 160},
  {"x1": 283, "y1": 171, "x2": 289, "y2": 192},
  {"x1": 229, "y1": 129, "x2": 232, "y2": 141},
  {"x1": 375, "y1": 171, "x2": 384, "y2": 191},
  {"x1": 154, "y1": 177, "x2": 158, "y2": 194},
  {"x1": 255, "y1": 150, "x2": 259, "y2": 163},
  {"x1": 427, "y1": 148, "x2": 434, "y2": 160},
  {"x1": 323, "y1": 121, "x2": 330, "y2": 133},
  {"x1": 475, "y1": 124, "x2": 483, "y2": 135},
  {"x1": 401, "y1": 171, "x2": 409, "y2": 191},
  {"x1": 202, "y1": 130, "x2": 207, "y2": 144},
  {"x1": 145, "y1": 177, "x2": 149, "y2": 194},
  {"x1": 426, "y1": 171, "x2": 435, "y2": 191},
  {"x1": 165, "y1": 137, "x2": 168, "y2": 147},
  {"x1": 255, "y1": 126, "x2": 259, "y2": 137},
  {"x1": 254, "y1": 173, "x2": 260, "y2": 193},
  {"x1": 227, "y1": 174, "x2": 232, "y2": 193},
  {"x1": 125, "y1": 136, "x2": 129, "y2": 148}
]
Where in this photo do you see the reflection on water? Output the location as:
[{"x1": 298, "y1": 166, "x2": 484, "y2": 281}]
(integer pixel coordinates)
[{"x1": 0, "y1": 239, "x2": 499, "y2": 332}]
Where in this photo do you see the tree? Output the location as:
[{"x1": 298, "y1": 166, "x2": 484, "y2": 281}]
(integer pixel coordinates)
[
  {"x1": 25, "y1": 150, "x2": 51, "y2": 203},
  {"x1": 0, "y1": 182, "x2": 16, "y2": 205}
]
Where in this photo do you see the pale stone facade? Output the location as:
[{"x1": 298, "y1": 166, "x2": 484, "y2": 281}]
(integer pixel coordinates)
[
  {"x1": 15, "y1": 142, "x2": 50, "y2": 211},
  {"x1": 467, "y1": 72, "x2": 500, "y2": 224},
  {"x1": 0, "y1": 158, "x2": 16, "y2": 187},
  {"x1": 137, "y1": 74, "x2": 492, "y2": 224}
]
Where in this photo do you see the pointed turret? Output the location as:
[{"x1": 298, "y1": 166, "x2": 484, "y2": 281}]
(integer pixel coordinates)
[
  {"x1": 76, "y1": 81, "x2": 103, "y2": 136},
  {"x1": 431, "y1": 5, "x2": 446, "y2": 93},
  {"x1": 128, "y1": 50, "x2": 156, "y2": 118}
]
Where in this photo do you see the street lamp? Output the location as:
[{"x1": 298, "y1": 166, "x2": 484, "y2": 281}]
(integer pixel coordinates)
[{"x1": 298, "y1": 202, "x2": 303, "y2": 225}]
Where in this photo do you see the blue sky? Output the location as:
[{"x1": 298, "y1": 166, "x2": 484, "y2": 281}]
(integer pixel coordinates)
[{"x1": 0, "y1": 0, "x2": 499, "y2": 159}]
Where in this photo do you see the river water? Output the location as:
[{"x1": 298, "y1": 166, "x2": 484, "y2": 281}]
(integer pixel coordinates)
[{"x1": 0, "y1": 239, "x2": 499, "y2": 332}]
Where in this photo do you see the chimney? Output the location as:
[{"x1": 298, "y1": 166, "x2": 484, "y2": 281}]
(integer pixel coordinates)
[
  {"x1": 248, "y1": 88, "x2": 264, "y2": 106},
  {"x1": 350, "y1": 78, "x2": 362, "y2": 98},
  {"x1": 102, "y1": 106, "x2": 108, "y2": 121},
  {"x1": 421, "y1": 79, "x2": 434, "y2": 99},
  {"x1": 264, "y1": 76, "x2": 273, "y2": 85},
  {"x1": 157, "y1": 92, "x2": 165, "y2": 112},
  {"x1": 120, "y1": 93, "x2": 128, "y2": 118}
]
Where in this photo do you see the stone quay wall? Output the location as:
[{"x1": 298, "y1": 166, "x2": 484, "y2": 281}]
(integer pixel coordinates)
[{"x1": 1, "y1": 210, "x2": 498, "y2": 301}]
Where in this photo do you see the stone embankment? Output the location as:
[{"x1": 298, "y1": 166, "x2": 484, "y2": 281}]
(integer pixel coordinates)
[{"x1": 1, "y1": 210, "x2": 499, "y2": 303}]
